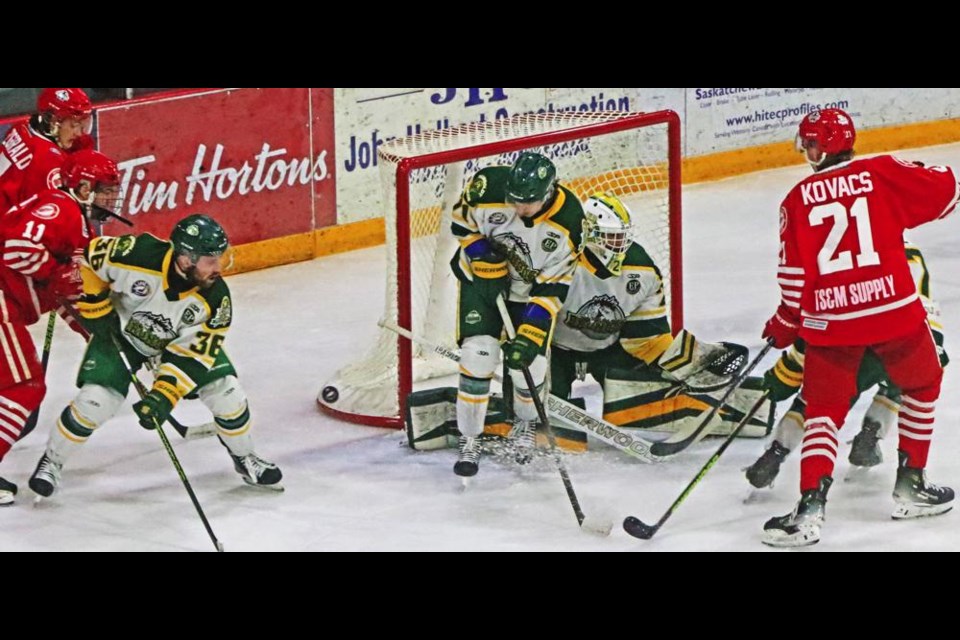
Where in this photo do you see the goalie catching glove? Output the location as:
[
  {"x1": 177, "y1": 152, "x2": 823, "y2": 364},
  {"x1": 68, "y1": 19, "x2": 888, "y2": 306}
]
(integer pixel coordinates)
[{"x1": 655, "y1": 329, "x2": 748, "y2": 392}]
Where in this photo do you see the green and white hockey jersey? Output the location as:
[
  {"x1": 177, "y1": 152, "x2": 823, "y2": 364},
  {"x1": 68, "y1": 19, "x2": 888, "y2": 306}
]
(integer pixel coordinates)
[
  {"x1": 553, "y1": 243, "x2": 672, "y2": 362},
  {"x1": 451, "y1": 165, "x2": 584, "y2": 319},
  {"x1": 80, "y1": 233, "x2": 233, "y2": 399}
]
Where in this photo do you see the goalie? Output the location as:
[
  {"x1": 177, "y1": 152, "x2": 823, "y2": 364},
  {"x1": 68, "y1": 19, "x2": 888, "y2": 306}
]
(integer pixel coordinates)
[{"x1": 551, "y1": 193, "x2": 750, "y2": 433}]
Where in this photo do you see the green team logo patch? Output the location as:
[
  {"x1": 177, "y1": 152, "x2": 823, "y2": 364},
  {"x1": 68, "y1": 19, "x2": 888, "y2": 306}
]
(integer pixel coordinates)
[
  {"x1": 541, "y1": 238, "x2": 558, "y2": 252},
  {"x1": 465, "y1": 310, "x2": 482, "y2": 325},
  {"x1": 467, "y1": 175, "x2": 488, "y2": 201},
  {"x1": 208, "y1": 297, "x2": 232, "y2": 329},
  {"x1": 112, "y1": 235, "x2": 136, "y2": 258},
  {"x1": 82, "y1": 358, "x2": 97, "y2": 371}
]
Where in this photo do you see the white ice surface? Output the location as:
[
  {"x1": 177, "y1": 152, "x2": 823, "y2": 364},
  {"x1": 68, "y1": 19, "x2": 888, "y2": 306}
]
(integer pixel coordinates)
[{"x1": 3, "y1": 143, "x2": 960, "y2": 551}]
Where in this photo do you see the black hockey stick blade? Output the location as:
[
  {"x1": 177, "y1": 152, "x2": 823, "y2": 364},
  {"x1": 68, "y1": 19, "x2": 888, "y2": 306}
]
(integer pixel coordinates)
[{"x1": 623, "y1": 516, "x2": 658, "y2": 540}]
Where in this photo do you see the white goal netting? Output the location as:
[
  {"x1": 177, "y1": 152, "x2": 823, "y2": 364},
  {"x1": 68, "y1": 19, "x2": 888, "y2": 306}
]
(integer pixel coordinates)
[{"x1": 319, "y1": 111, "x2": 681, "y2": 427}]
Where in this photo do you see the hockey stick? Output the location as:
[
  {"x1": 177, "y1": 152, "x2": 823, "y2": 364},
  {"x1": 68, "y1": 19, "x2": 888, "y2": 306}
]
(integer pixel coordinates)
[
  {"x1": 495, "y1": 296, "x2": 612, "y2": 536},
  {"x1": 108, "y1": 331, "x2": 224, "y2": 552},
  {"x1": 650, "y1": 341, "x2": 774, "y2": 457},
  {"x1": 58, "y1": 301, "x2": 224, "y2": 551},
  {"x1": 19, "y1": 312, "x2": 56, "y2": 440},
  {"x1": 377, "y1": 319, "x2": 661, "y2": 463},
  {"x1": 623, "y1": 388, "x2": 772, "y2": 540}
]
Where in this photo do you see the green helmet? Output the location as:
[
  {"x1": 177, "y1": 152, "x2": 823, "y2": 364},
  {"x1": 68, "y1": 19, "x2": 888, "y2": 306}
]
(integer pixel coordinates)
[
  {"x1": 505, "y1": 152, "x2": 556, "y2": 203},
  {"x1": 171, "y1": 214, "x2": 229, "y2": 257}
]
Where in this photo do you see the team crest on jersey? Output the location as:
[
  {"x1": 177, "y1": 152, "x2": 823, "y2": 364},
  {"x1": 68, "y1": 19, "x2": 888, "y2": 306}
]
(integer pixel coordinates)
[
  {"x1": 564, "y1": 295, "x2": 626, "y2": 340},
  {"x1": 125, "y1": 312, "x2": 177, "y2": 351},
  {"x1": 626, "y1": 279, "x2": 641, "y2": 295},
  {"x1": 131, "y1": 280, "x2": 151, "y2": 297},
  {"x1": 488, "y1": 212, "x2": 507, "y2": 225},
  {"x1": 47, "y1": 168, "x2": 62, "y2": 189},
  {"x1": 31, "y1": 203, "x2": 60, "y2": 220},
  {"x1": 779, "y1": 206, "x2": 787, "y2": 234},
  {"x1": 208, "y1": 297, "x2": 232, "y2": 329},
  {"x1": 82, "y1": 357, "x2": 96, "y2": 371},
  {"x1": 492, "y1": 233, "x2": 539, "y2": 283},
  {"x1": 541, "y1": 238, "x2": 558, "y2": 252},
  {"x1": 465, "y1": 310, "x2": 481, "y2": 325}
]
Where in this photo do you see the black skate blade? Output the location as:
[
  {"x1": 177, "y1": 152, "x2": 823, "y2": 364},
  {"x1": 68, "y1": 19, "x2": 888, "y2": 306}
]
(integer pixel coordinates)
[{"x1": 242, "y1": 478, "x2": 285, "y2": 492}]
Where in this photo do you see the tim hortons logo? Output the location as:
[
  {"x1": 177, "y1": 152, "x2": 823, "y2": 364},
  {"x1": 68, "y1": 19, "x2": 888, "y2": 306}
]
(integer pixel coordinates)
[{"x1": 117, "y1": 142, "x2": 331, "y2": 215}]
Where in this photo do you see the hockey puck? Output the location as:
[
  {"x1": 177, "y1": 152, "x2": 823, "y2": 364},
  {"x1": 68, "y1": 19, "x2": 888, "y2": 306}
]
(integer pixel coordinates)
[{"x1": 321, "y1": 386, "x2": 339, "y2": 403}]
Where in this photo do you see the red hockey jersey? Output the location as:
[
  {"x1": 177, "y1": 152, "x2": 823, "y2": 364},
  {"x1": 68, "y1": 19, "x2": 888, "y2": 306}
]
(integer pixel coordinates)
[
  {"x1": 0, "y1": 122, "x2": 66, "y2": 214},
  {"x1": 0, "y1": 190, "x2": 91, "y2": 325},
  {"x1": 775, "y1": 155, "x2": 958, "y2": 346}
]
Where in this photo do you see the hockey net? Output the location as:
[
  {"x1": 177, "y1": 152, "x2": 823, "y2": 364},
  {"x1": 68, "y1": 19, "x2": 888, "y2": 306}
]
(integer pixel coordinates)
[{"x1": 318, "y1": 110, "x2": 682, "y2": 428}]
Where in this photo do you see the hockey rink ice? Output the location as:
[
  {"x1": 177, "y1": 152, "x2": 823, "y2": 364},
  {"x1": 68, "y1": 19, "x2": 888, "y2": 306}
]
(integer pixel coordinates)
[{"x1": 3, "y1": 142, "x2": 960, "y2": 552}]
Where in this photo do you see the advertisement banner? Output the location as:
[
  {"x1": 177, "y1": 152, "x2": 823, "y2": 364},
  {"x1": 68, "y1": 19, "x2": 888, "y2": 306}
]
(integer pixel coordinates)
[
  {"x1": 333, "y1": 88, "x2": 684, "y2": 224},
  {"x1": 684, "y1": 88, "x2": 960, "y2": 156},
  {"x1": 96, "y1": 88, "x2": 335, "y2": 244}
]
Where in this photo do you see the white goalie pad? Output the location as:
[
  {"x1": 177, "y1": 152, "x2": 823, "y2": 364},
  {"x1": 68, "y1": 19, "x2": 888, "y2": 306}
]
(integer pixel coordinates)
[{"x1": 603, "y1": 367, "x2": 773, "y2": 438}]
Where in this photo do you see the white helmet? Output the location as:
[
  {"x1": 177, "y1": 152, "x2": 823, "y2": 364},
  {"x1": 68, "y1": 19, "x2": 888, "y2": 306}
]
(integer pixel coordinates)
[{"x1": 583, "y1": 193, "x2": 633, "y2": 275}]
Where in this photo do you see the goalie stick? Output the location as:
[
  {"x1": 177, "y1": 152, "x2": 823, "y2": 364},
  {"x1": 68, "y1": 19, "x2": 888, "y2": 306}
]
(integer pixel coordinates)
[
  {"x1": 495, "y1": 295, "x2": 612, "y2": 537},
  {"x1": 377, "y1": 319, "x2": 662, "y2": 463},
  {"x1": 649, "y1": 341, "x2": 774, "y2": 457},
  {"x1": 623, "y1": 388, "x2": 772, "y2": 540}
]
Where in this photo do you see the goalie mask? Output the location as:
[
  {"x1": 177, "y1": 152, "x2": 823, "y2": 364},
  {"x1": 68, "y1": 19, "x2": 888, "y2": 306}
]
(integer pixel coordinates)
[{"x1": 583, "y1": 193, "x2": 633, "y2": 275}]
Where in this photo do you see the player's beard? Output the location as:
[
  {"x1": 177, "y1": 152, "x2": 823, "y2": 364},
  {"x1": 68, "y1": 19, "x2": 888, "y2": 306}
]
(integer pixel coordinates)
[{"x1": 184, "y1": 265, "x2": 219, "y2": 290}]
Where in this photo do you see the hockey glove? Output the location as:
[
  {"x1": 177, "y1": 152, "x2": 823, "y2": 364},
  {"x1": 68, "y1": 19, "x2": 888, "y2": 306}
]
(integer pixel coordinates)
[
  {"x1": 503, "y1": 334, "x2": 539, "y2": 370},
  {"x1": 77, "y1": 291, "x2": 120, "y2": 337},
  {"x1": 762, "y1": 312, "x2": 799, "y2": 349},
  {"x1": 38, "y1": 264, "x2": 84, "y2": 313},
  {"x1": 503, "y1": 303, "x2": 550, "y2": 370},
  {"x1": 466, "y1": 240, "x2": 510, "y2": 302},
  {"x1": 132, "y1": 379, "x2": 179, "y2": 430},
  {"x1": 762, "y1": 366, "x2": 801, "y2": 403}
]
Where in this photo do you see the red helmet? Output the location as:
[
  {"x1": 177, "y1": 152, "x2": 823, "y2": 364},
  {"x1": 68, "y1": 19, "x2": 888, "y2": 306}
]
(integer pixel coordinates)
[
  {"x1": 61, "y1": 149, "x2": 120, "y2": 190},
  {"x1": 797, "y1": 108, "x2": 856, "y2": 156},
  {"x1": 36, "y1": 88, "x2": 92, "y2": 120}
]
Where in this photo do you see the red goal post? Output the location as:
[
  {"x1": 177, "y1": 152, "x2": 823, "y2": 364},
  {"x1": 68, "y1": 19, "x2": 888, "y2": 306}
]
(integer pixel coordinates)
[{"x1": 319, "y1": 110, "x2": 682, "y2": 428}]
